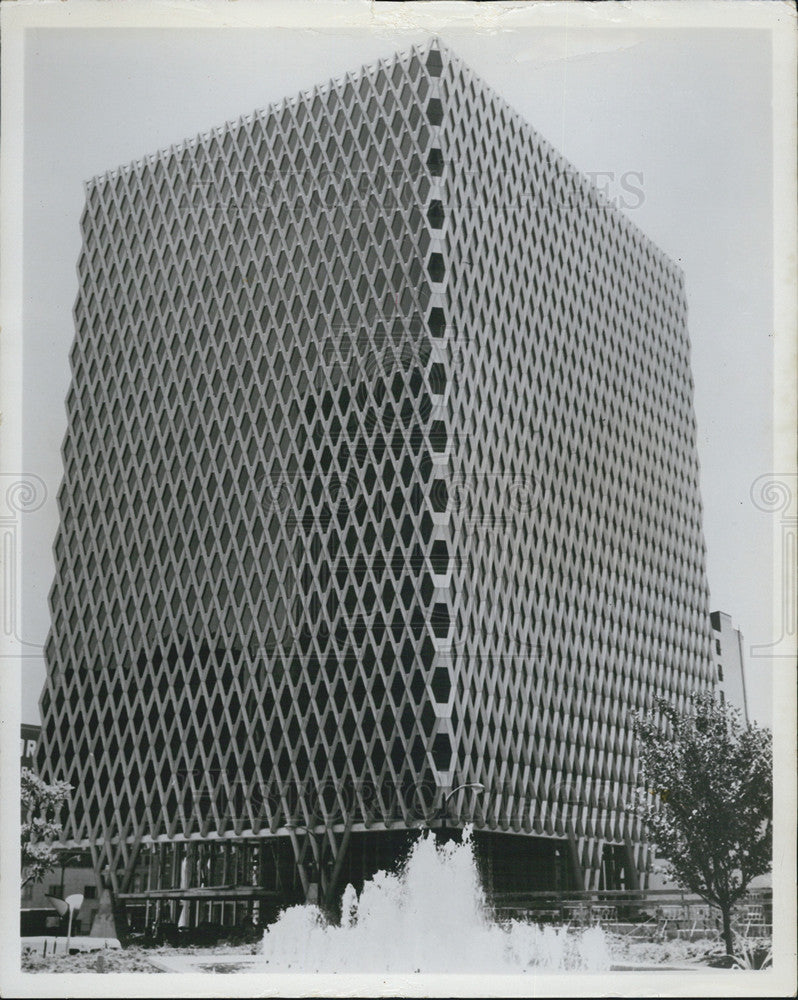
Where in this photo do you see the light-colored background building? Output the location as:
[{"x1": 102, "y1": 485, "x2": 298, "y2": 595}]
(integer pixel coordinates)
[{"x1": 710, "y1": 611, "x2": 750, "y2": 723}]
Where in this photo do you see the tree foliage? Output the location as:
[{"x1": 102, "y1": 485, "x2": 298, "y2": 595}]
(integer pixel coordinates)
[
  {"x1": 21, "y1": 767, "x2": 72, "y2": 888},
  {"x1": 633, "y1": 692, "x2": 772, "y2": 954}
]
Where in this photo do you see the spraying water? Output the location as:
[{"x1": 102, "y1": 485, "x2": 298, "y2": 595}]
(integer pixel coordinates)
[{"x1": 260, "y1": 829, "x2": 611, "y2": 973}]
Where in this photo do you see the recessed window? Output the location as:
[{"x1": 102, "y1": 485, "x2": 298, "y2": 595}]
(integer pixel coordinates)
[
  {"x1": 428, "y1": 253, "x2": 445, "y2": 283},
  {"x1": 427, "y1": 149, "x2": 444, "y2": 177},
  {"x1": 431, "y1": 668, "x2": 451, "y2": 702},
  {"x1": 428, "y1": 307, "x2": 445, "y2": 338},
  {"x1": 426, "y1": 49, "x2": 443, "y2": 77},
  {"x1": 432, "y1": 733, "x2": 452, "y2": 770},
  {"x1": 429, "y1": 363, "x2": 446, "y2": 395},
  {"x1": 427, "y1": 200, "x2": 444, "y2": 228},
  {"x1": 431, "y1": 602, "x2": 450, "y2": 638},
  {"x1": 427, "y1": 99, "x2": 443, "y2": 126},
  {"x1": 430, "y1": 540, "x2": 449, "y2": 574},
  {"x1": 431, "y1": 479, "x2": 448, "y2": 513},
  {"x1": 430, "y1": 420, "x2": 447, "y2": 452}
]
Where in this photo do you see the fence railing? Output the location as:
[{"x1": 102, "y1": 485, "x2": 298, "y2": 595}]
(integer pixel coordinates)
[{"x1": 489, "y1": 888, "x2": 772, "y2": 936}]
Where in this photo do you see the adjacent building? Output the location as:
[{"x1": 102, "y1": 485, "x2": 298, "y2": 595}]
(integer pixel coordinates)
[
  {"x1": 21, "y1": 723, "x2": 40, "y2": 771},
  {"x1": 36, "y1": 39, "x2": 715, "y2": 930},
  {"x1": 710, "y1": 611, "x2": 750, "y2": 723},
  {"x1": 20, "y1": 724, "x2": 99, "y2": 936}
]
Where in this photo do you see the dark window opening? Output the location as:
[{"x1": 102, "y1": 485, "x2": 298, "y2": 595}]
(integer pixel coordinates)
[
  {"x1": 431, "y1": 479, "x2": 448, "y2": 513},
  {"x1": 428, "y1": 253, "x2": 445, "y2": 283},
  {"x1": 427, "y1": 200, "x2": 444, "y2": 228},
  {"x1": 431, "y1": 733, "x2": 452, "y2": 770},
  {"x1": 431, "y1": 668, "x2": 451, "y2": 702},
  {"x1": 430, "y1": 420, "x2": 447, "y2": 453},
  {"x1": 426, "y1": 49, "x2": 443, "y2": 77},
  {"x1": 430, "y1": 540, "x2": 449, "y2": 574},
  {"x1": 427, "y1": 149, "x2": 444, "y2": 177},
  {"x1": 427, "y1": 99, "x2": 443, "y2": 126}
]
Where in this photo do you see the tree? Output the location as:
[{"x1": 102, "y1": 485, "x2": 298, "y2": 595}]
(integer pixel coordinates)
[
  {"x1": 21, "y1": 767, "x2": 72, "y2": 889},
  {"x1": 632, "y1": 692, "x2": 772, "y2": 956}
]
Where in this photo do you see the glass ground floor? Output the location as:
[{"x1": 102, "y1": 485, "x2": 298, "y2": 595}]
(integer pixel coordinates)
[{"x1": 113, "y1": 827, "x2": 636, "y2": 934}]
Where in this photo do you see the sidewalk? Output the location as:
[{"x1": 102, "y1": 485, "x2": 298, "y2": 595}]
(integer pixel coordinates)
[{"x1": 146, "y1": 953, "x2": 260, "y2": 973}]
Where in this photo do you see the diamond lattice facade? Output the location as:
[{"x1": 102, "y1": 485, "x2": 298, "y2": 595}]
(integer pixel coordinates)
[{"x1": 37, "y1": 39, "x2": 714, "y2": 926}]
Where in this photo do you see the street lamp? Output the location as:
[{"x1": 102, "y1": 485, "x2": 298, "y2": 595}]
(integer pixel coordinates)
[
  {"x1": 58, "y1": 850, "x2": 86, "y2": 899},
  {"x1": 45, "y1": 894, "x2": 84, "y2": 955},
  {"x1": 439, "y1": 782, "x2": 485, "y2": 834},
  {"x1": 45, "y1": 854, "x2": 86, "y2": 955}
]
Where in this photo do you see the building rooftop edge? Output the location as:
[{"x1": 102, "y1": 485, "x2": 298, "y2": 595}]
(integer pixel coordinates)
[{"x1": 85, "y1": 35, "x2": 684, "y2": 283}]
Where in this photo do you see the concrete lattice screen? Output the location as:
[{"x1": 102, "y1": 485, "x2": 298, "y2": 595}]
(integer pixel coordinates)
[{"x1": 37, "y1": 39, "x2": 713, "y2": 911}]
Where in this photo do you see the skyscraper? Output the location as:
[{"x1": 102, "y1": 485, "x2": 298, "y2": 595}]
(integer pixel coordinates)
[{"x1": 37, "y1": 38, "x2": 714, "y2": 929}]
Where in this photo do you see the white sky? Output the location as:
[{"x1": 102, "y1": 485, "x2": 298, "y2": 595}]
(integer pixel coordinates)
[{"x1": 20, "y1": 22, "x2": 775, "y2": 724}]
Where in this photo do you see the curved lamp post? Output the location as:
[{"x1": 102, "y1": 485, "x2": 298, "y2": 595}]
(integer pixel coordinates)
[
  {"x1": 58, "y1": 850, "x2": 86, "y2": 899},
  {"x1": 43, "y1": 851, "x2": 87, "y2": 952},
  {"x1": 45, "y1": 893, "x2": 84, "y2": 955},
  {"x1": 439, "y1": 782, "x2": 485, "y2": 833}
]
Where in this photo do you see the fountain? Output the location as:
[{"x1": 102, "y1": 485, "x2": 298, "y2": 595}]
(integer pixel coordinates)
[{"x1": 259, "y1": 829, "x2": 611, "y2": 973}]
